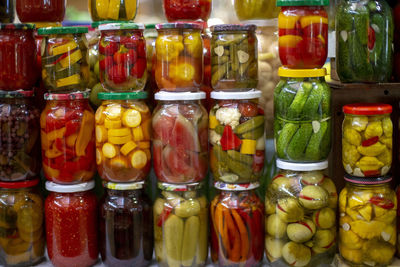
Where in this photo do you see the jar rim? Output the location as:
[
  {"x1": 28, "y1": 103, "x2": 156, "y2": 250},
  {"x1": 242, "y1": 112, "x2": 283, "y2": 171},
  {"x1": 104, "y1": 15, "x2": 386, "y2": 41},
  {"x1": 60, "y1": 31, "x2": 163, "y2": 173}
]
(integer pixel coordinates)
[
  {"x1": 158, "y1": 182, "x2": 203, "y2": 191},
  {"x1": 211, "y1": 89, "x2": 261, "y2": 100},
  {"x1": 277, "y1": 0, "x2": 329, "y2": 7},
  {"x1": 214, "y1": 181, "x2": 259, "y2": 191},
  {"x1": 155, "y1": 91, "x2": 205, "y2": 101},
  {"x1": 156, "y1": 22, "x2": 203, "y2": 30},
  {"x1": 210, "y1": 24, "x2": 257, "y2": 32},
  {"x1": 91, "y1": 21, "x2": 127, "y2": 29},
  {"x1": 0, "y1": 179, "x2": 39, "y2": 189},
  {"x1": 279, "y1": 67, "x2": 327, "y2": 78},
  {"x1": 38, "y1": 26, "x2": 88, "y2": 35},
  {"x1": 46, "y1": 181, "x2": 95, "y2": 193},
  {"x1": 44, "y1": 90, "x2": 90, "y2": 100},
  {"x1": 98, "y1": 91, "x2": 148, "y2": 100},
  {"x1": 0, "y1": 23, "x2": 35, "y2": 30},
  {"x1": 343, "y1": 103, "x2": 392, "y2": 115},
  {"x1": 277, "y1": 159, "x2": 328, "y2": 171},
  {"x1": 99, "y1": 23, "x2": 145, "y2": 31},
  {"x1": 344, "y1": 175, "x2": 392, "y2": 185},
  {"x1": 104, "y1": 181, "x2": 144, "y2": 190}
]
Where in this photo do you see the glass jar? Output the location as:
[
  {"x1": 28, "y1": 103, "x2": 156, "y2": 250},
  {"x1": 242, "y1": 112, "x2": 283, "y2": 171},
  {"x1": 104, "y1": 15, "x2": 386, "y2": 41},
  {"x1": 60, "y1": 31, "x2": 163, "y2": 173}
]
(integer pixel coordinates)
[
  {"x1": 144, "y1": 23, "x2": 158, "y2": 109},
  {"x1": 16, "y1": 0, "x2": 65, "y2": 23},
  {"x1": 210, "y1": 24, "x2": 258, "y2": 91},
  {"x1": 201, "y1": 26, "x2": 212, "y2": 111},
  {"x1": 211, "y1": 182, "x2": 264, "y2": 266},
  {"x1": 152, "y1": 92, "x2": 208, "y2": 183},
  {"x1": 163, "y1": 0, "x2": 212, "y2": 22},
  {"x1": 0, "y1": 0, "x2": 14, "y2": 23},
  {"x1": 89, "y1": 0, "x2": 138, "y2": 21},
  {"x1": 209, "y1": 90, "x2": 265, "y2": 184},
  {"x1": 0, "y1": 179, "x2": 45, "y2": 267},
  {"x1": 41, "y1": 91, "x2": 96, "y2": 184},
  {"x1": 0, "y1": 24, "x2": 39, "y2": 91},
  {"x1": 274, "y1": 68, "x2": 331, "y2": 162},
  {"x1": 38, "y1": 27, "x2": 89, "y2": 93},
  {"x1": 234, "y1": 0, "x2": 280, "y2": 20},
  {"x1": 100, "y1": 181, "x2": 153, "y2": 267},
  {"x1": 0, "y1": 91, "x2": 40, "y2": 181},
  {"x1": 155, "y1": 23, "x2": 203, "y2": 92},
  {"x1": 336, "y1": 0, "x2": 393, "y2": 83},
  {"x1": 95, "y1": 92, "x2": 151, "y2": 183},
  {"x1": 154, "y1": 182, "x2": 208, "y2": 267},
  {"x1": 278, "y1": 2, "x2": 328, "y2": 69},
  {"x1": 339, "y1": 176, "x2": 396, "y2": 266},
  {"x1": 45, "y1": 181, "x2": 98, "y2": 267},
  {"x1": 394, "y1": 1, "x2": 400, "y2": 81},
  {"x1": 396, "y1": 185, "x2": 400, "y2": 257},
  {"x1": 342, "y1": 103, "x2": 392, "y2": 178},
  {"x1": 265, "y1": 160, "x2": 337, "y2": 266}
]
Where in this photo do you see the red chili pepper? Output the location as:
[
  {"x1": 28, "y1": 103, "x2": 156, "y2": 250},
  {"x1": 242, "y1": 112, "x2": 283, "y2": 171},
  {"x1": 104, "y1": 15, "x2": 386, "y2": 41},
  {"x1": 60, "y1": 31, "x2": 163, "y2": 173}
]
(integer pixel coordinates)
[
  {"x1": 363, "y1": 169, "x2": 381, "y2": 177},
  {"x1": 362, "y1": 136, "x2": 379, "y2": 147},
  {"x1": 369, "y1": 196, "x2": 395, "y2": 210},
  {"x1": 65, "y1": 120, "x2": 80, "y2": 136},
  {"x1": 157, "y1": 206, "x2": 173, "y2": 227},
  {"x1": 220, "y1": 125, "x2": 242, "y2": 151}
]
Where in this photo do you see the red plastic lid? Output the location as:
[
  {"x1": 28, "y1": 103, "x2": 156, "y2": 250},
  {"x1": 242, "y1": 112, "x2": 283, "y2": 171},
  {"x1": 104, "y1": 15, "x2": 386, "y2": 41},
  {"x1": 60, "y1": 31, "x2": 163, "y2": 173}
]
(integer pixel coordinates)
[
  {"x1": 343, "y1": 103, "x2": 392, "y2": 115},
  {"x1": 0, "y1": 179, "x2": 39, "y2": 189},
  {"x1": 44, "y1": 90, "x2": 90, "y2": 101}
]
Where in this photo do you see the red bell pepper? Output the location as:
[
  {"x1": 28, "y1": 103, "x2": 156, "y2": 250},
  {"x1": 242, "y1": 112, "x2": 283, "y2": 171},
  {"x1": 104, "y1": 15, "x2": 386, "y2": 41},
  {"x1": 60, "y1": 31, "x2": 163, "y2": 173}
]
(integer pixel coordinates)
[
  {"x1": 362, "y1": 136, "x2": 379, "y2": 147},
  {"x1": 220, "y1": 125, "x2": 242, "y2": 151},
  {"x1": 157, "y1": 205, "x2": 173, "y2": 227},
  {"x1": 65, "y1": 120, "x2": 80, "y2": 136},
  {"x1": 369, "y1": 196, "x2": 395, "y2": 210},
  {"x1": 54, "y1": 138, "x2": 76, "y2": 158}
]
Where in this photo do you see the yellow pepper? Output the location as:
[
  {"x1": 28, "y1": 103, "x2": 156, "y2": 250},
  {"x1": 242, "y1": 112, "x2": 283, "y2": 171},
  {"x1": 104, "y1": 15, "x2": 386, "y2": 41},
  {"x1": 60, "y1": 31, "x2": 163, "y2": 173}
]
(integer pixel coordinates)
[
  {"x1": 356, "y1": 156, "x2": 384, "y2": 172},
  {"x1": 76, "y1": 110, "x2": 95, "y2": 156},
  {"x1": 279, "y1": 35, "x2": 303, "y2": 48},
  {"x1": 209, "y1": 115, "x2": 218, "y2": 129},
  {"x1": 43, "y1": 163, "x2": 60, "y2": 178},
  {"x1": 56, "y1": 74, "x2": 80, "y2": 88},
  {"x1": 278, "y1": 13, "x2": 300, "y2": 29},
  {"x1": 46, "y1": 127, "x2": 66, "y2": 142},
  {"x1": 300, "y1": 16, "x2": 328, "y2": 28},
  {"x1": 59, "y1": 49, "x2": 82, "y2": 68},
  {"x1": 240, "y1": 139, "x2": 257, "y2": 155},
  {"x1": 52, "y1": 41, "x2": 77, "y2": 56}
]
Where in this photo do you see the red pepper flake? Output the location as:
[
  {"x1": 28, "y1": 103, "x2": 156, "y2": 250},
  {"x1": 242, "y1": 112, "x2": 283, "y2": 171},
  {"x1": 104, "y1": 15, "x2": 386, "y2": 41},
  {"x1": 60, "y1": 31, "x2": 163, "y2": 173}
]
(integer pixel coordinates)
[{"x1": 361, "y1": 136, "x2": 379, "y2": 147}]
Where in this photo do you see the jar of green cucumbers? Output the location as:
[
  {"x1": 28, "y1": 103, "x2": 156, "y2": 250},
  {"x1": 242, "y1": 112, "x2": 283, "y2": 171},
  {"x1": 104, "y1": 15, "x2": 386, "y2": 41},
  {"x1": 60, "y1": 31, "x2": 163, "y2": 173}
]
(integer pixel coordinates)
[{"x1": 274, "y1": 68, "x2": 331, "y2": 162}]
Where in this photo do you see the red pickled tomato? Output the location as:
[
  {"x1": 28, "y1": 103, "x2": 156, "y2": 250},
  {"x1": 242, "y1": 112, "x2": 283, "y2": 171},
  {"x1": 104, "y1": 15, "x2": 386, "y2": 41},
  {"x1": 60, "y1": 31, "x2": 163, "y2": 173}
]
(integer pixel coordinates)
[
  {"x1": 108, "y1": 65, "x2": 128, "y2": 84},
  {"x1": 137, "y1": 41, "x2": 146, "y2": 58},
  {"x1": 302, "y1": 23, "x2": 328, "y2": 41},
  {"x1": 130, "y1": 58, "x2": 146, "y2": 77},
  {"x1": 113, "y1": 49, "x2": 137, "y2": 65},
  {"x1": 238, "y1": 103, "x2": 258, "y2": 117},
  {"x1": 99, "y1": 42, "x2": 119, "y2": 55},
  {"x1": 301, "y1": 37, "x2": 327, "y2": 68},
  {"x1": 99, "y1": 56, "x2": 113, "y2": 70},
  {"x1": 280, "y1": 45, "x2": 303, "y2": 68}
]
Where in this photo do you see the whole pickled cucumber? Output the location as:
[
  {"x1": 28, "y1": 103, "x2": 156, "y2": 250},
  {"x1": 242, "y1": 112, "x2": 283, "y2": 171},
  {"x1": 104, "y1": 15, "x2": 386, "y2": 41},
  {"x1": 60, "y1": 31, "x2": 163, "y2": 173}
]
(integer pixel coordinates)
[
  {"x1": 276, "y1": 122, "x2": 299, "y2": 159},
  {"x1": 302, "y1": 82, "x2": 323, "y2": 120},
  {"x1": 274, "y1": 79, "x2": 287, "y2": 97},
  {"x1": 174, "y1": 200, "x2": 201, "y2": 218},
  {"x1": 287, "y1": 82, "x2": 313, "y2": 120},
  {"x1": 227, "y1": 150, "x2": 254, "y2": 165},
  {"x1": 286, "y1": 123, "x2": 313, "y2": 160},
  {"x1": 196, "y1": 208, "x2": 208, "y2": 265},
  {"x1": 320, "y1": 121, "x2": 332, "y2": 159},
  {"x1": 320, "y1": 82, "x2": 331, "y2": 117},
  {"x1": 304, "y1": 121, "x2": 329, "y2": 161},
  {"x1": 241, "y1": 126, "x2": 264, "y2": 140},
  {"x1": 275, "y1": 85, "x2": 296, "y2": 118},
  {"x1": 227, "y1": 158, "x2": 252, "y2": 179},
  {"x1": 181, "y1": 216, "x2": 200, "y2": 266},
  {"x1": 165, "y1": 215, "x2": 184, "y2": 267},
  {"x1": 350, "y1": 30, "x2": 374, "y2": 81},
  {"x1": 234, "y1": 116, "x2": 264, "y2": 134},
  {"x1": 354, "y1": 5, "x2": 369, "y2": 45},
  {"x1": 336, "y1": 7, "x2": 354, "y2": 82},
  {"x1": 213, "y1": 145, "x2": 229, "y2": 163}
]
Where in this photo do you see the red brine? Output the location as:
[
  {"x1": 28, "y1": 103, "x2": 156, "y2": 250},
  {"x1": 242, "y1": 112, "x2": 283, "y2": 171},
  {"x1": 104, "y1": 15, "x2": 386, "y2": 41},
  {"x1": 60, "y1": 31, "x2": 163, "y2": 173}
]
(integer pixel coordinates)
[
  {"x1": 163, "y1": 0, "x2": 212, "y2": 22},
  {"x1": 16, "y1": 0, "x2": 65, "y2": 22}
]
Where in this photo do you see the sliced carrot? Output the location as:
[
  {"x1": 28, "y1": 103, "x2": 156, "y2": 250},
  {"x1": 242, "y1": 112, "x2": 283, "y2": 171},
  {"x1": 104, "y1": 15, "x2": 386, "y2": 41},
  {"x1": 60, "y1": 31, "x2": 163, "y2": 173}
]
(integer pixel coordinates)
[
  {"x1": 231, "y1": 209, "x2": 249, "y2": 261},
  {"x1": 224, "y1": 209, "x2": 241, "y2": 262}
]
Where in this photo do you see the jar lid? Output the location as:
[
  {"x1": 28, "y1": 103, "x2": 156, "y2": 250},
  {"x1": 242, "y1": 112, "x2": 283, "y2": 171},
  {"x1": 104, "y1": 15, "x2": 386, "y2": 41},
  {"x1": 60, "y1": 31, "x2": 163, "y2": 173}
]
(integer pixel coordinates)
[
  {"x1": 44, "y1": 90, "x2": 90, "y2": 100},
  {"x1": 99, "y1": 23, "x2": 145, "y2": 31},
  {"x1": 145, "y1": 23, "x2": 157, "y2": 29},
  {"x1": 214, "y1": 181, "x2": 260, "y2": 191},
  {"x1": 157, "y1": 182, "x2": 203, "y2": 191},
  {"x1": 98, "y1": 91, "x2": 148, "y2": 100},
  {"x1": 277, "y1": 159, "x2": 328, "y2": 171},
  {"x1": 211, "y1": 89, "x2": 261, "y2": 100},
  {"x1": 0, "y1": 179, "x2": 39, "y2": 189},
  {"x1": 241, "y1": 19, "x2": 278, "y2": 27},
  {"x1": 279, "y1": 68, "x2": 327, "y2": 78},
  {"x1": 0, "y1": 23, "x2": 35, "y2": 30},
  {"x1": 34, "y1": 22, "x2": 62, "y2": 29},
  {"x1": 104, "y1": 181, "x2": 144, "y2": 190},
  {"x1": 91, "y1": 21, "x2": 125, "y2": 28},
  {"x1": 46, "y1": 181, "x2": 95, "y2": 193},
  {"x1": 0, "y1": 90, "x2": 34, "y2": 98},
  {"x1": 277, "y1": 0, "x2": 329, "y2": 7},
  {"x1": 38, "y1": 26, "x2": 88, "y2": 35},
  {"x1": 344, "y1": 175, "x2": 392, "y2": 185},
  {"x1": 343, "y1": 103, "x2": 392, "y2": 115},
  {"x1": 156, "y1": 22, "x2": 203, "y2": 30},
  {"x1": 155, "y1": 91, "x2": 206, "y2": 101},
  {"x1": 210, "y1": 24, "x2": 257, "y2": 32}
]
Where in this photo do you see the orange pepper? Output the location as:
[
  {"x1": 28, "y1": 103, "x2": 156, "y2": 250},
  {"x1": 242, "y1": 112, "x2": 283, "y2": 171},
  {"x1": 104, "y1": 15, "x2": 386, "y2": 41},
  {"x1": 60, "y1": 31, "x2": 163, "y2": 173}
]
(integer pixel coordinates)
[
  {"x1": 231, "y1": 209, "x2": 249, "y2": 261},
  {"x1": 224, "y1": 209, "x2": 241, "y2": 262},
  {"x1": 214, "y1": 204, "x2": 229, "y2": 255}
]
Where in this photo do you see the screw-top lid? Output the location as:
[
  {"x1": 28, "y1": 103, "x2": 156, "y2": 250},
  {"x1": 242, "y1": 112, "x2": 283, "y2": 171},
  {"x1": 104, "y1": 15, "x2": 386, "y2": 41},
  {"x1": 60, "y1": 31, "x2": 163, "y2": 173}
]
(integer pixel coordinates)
[
  {"x1": 99, "y1": 23, "x2": 145, "y2": 31},
  {"x1": 98, "y1": 91, "x2": 148, "y2": 100},
  {"x1": 0, "y1": 90, "x2": 34, "y2": 98},
  {"x1": 211, "y1": 89, "x2": 261, "y2": 100},
  {"x1": 38, "y1": 26, "x2": 88, "y2": 35},
  {"x1": 0, "y1": 179, "x2": 39, "y2": 189},
  {"x1": 104, "y1": 181, "x2": 144, "y2": 190},
  {"x1": 155, "y1": 91, "x2": 205, "y2": 101},
  {"x1": 214, "y1": 181, "x2": 260, "y2": 191},
  {"x1": 210, "y1": 24, "x2": 257, "y2": 32},
  {"x1": 91, "y1": 21, "x2": 125, "y2": 28},
  {"x1": 46, "y1": 181, "x2": 95, "y2": 193},
  {"x1": 277, "y1": 0, "x2": 329, "y2": 7},
  {"x1": 279, "y1": 68, "x2": 327, "y2": 78},
  {"x1": 156, "y1": 22, "x2": 203, "y2": 30},
  {"x1": 145, "y1": 23, "x2": 157, "y2": 29},
  {"x1": 277, "y1": 160, "x2": 328, "y2": 171},
  {"x1": 0, "y1": 23, "x2": 35, "y2": 30},
  {"x1": 343, "y1": 103, "x2": 392, "y2": 115},
  {"x1": 344, "y1": 175, "x2": 392, "y2": 185},
  {"x1": 34, "y1": 22, "x2": 62, "y2": 29},
  {"x1": 157, "y1": 182, "x2": 203, "y2": 191},
  {"x1": 44, "y1": 90, "x2": 90, "y2": 100}
]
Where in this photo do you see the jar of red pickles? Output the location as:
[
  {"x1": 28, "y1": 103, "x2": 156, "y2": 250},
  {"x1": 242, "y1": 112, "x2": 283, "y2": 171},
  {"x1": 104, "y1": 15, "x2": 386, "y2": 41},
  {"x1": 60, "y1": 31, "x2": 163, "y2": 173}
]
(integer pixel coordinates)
[
  {"x1": 152, "y1": 92, "x2": 208, "y2": 183},
  {"x1": 98, "y1": 23, "x2": 147, "y2": 92},
  {"x1": 38, "y1": 26, "x2": 89, "y2": 93},
  {"x1": 100, "y1": 181, "x2": 153, "y2": 267},
  {"x1": 155, "y1": 23, "x2": 203, "y2": 92},
  {"x1": 16, "y1": 0, "x2": 65, "y2": 23},
  {"x1": 0, "y1": 179, "x2": 45, "y2": 267},
  {"x1": 163, "y1": 0, "x2": 212, "y2": 22},
  {"x1": 41, "y1": 91, "x2": 96, "y2": 184},
  {"x1": 0, "y1": 90, "x2": 41, "y2": 181},
  {"x1": 95, "y1": 92, "x2": 151, "y2": 183},
  {"x1": 0, "y1": 24, "x2": 39, "y2": 91},
  {"x1": 210, "y1": 181, "x2": 265, "y2": 266},
  {"x1": 89, "y1": 0, "x2": 138, "y2": 21},
  {"x1": 45, "y1": 181, "x2": 98, "y2": 267},
  {"x1": 0, "y1": 0, "x2": 14, "y2": 23},
  {"x1": 277, "y1": 0, "x2": 329, "y2": 69}
]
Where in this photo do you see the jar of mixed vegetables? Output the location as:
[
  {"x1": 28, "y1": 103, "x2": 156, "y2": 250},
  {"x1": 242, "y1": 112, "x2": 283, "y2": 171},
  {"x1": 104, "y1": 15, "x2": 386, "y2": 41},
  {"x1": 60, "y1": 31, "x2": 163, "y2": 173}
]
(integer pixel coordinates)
[
  {"x1": 100, "y1": 181, "x2": 153, "y2": 267},
  {"x1": 209, "y1": 90, "x2": 265, "y2": 184},
  {"x1": 38, "y1": 26, "x2": 89, "y2": 93},
  {"x1": 0, "y1": 24, "x2": 39, "y2": 91},
  {"x1": 265, "y1": 160, "x2": 337, "y2": 266},
  {"x1": 274, "y1": 68, "x2": 331, "y2": 162},
  {"x1": 16, "y1": 0, "x2": 65, "y2": 23},
  {"x1": 41, "y1": 91, "x2": 96, "y2": 184},
  {"x1": 0, "y1": 90, "x2": 40, "y2": 181},
  {"x1": 210, "y1": 24, "x2": 258, "y2": 91},
  {"x1": 0, "y1": 179, "x2": 45, "y2": 267},
  {"x1": 152, "y1": 92, "x2": 208, "y2": 184},
  {"x1": 163, "y1": 0, "x2": 212, "y2": 22},
  {"x1": 45, "y1": 181, "x2": 98, "y2": 267},
  {"x1": 336, "y1": 0, "x2": 393, "y2": 83},
  {"x1": 234, "y1": 0, "x2": 280, "y2": 20},
  {"x1": 155, "y1": 22, "x2": 203, "y2": 92},
  {"x1": 342, "y1": 103, "x2": 392, "y2": 178},
  {"x1": 98, "y1": 23, "x2": 147, "y2": 92},
  {"x1": 211, "y1": 182, "x2": 264, "y2": 266},
  {"x1": 339, "y1": 176, "x2": 396, "y2": 266},
  {"x1": 95, "y1": 92, "x2": 151, "y2": 183},
  {"x1": 89, "y1": 0, "x2": 138, "y2": 21},
  {"x1": 154, "y1": 182, "x2": 208, "y2": 267},
  {"x1": 277, "y1": 0, "x2": 329, "y2": 69},
  {"x1": 0, "y1": 0, "x2": 14, "y2": 23}
]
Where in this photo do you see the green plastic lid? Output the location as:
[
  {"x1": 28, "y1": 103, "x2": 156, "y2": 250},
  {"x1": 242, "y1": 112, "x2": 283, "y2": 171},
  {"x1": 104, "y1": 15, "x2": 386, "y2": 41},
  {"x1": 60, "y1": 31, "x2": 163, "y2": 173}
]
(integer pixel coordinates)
[
  {"x1": 98, "y1": 91, "x2": 148, "y2": 100},
  {"x1": 0, "y1": 23, "x2": 35, "y2": 30},
  {"x1": 99, "y1": 23, "x2": 145, "y2": 31},
  {"x1": 38, "y1": 26, "x2": 88, "y2": 35},
  {"x1": 145, "y1": 23, "x2": 157, "y2": 29},
  {"x1": 91, "y1": 21, "x2": 125, "y2": 28},
  {"x1": 277, "y1": 0, "x2": 329, "y2": 6}
]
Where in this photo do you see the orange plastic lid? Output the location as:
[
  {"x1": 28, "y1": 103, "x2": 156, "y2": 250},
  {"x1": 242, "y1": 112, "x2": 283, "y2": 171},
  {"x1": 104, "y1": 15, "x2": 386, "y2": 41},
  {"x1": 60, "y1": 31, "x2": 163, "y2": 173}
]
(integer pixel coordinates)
[{"x1": 343, "y1": 103, "x2": 392, "y2": 115}]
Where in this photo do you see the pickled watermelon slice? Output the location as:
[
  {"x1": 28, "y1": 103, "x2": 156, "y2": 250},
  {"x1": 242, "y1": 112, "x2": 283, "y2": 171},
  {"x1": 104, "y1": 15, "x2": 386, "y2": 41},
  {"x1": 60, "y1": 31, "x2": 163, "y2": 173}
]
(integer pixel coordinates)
[{"x1": 169, "y1": 114, "x2": 200, "y2": 152}]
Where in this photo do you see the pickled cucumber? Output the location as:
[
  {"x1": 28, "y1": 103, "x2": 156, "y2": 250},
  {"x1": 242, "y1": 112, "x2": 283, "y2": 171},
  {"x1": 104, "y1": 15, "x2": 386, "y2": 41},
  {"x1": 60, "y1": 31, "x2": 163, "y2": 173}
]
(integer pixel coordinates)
[
  {"x1": 181, "y1": 216, "x2": 200, "y2": 266},
  {"x1": 164, "y1": 215, "x2": 184, "y2": 267},
  {"x1": 234, "y1": 116, "x2": 264, "y2": 135}
]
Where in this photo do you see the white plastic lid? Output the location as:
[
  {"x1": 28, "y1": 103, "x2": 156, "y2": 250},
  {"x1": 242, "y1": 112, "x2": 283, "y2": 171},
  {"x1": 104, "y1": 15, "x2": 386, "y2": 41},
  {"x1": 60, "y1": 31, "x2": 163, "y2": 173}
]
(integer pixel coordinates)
[
  {"x1": 98, "y1": 23, "x2": 145, "y2": 31},
  {"x1": 211, "y1": 89, "x2": 262, "y2": 100},
  {"x1": 276, "y1": 159, "x2": 328, "y2": 171},
  {"x1": 155, "y1": 91, "x2": 206, "y2": 101},
  {"x1": 105, "y1": 181, "x2": 144, "y2": 190},
  {"x1": 241, "y1": 19, "x2": 278, "y2": 27},
  {"x1": 46, "y1": 181, "x2": 95, "y2": 193}
]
